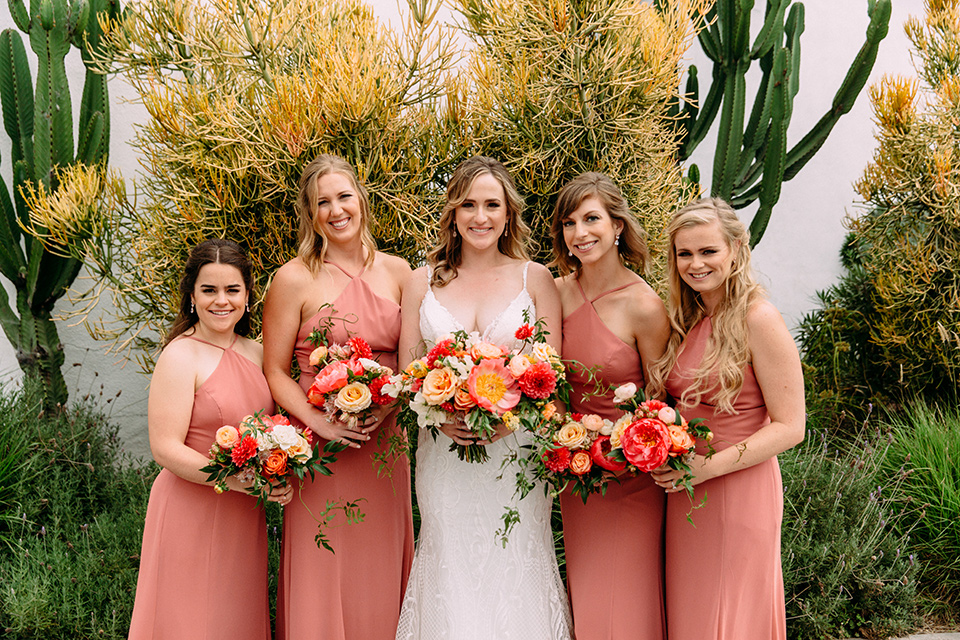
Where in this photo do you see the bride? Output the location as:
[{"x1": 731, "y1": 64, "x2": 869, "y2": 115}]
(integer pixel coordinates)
[{"x1": 395, "y1": 156, "x2": 572, "y2": 639}]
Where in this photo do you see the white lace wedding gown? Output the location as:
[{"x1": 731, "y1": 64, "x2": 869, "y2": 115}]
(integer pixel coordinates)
[{"x1": 395, "y1": 263, "x2": 572, "y2": 640}]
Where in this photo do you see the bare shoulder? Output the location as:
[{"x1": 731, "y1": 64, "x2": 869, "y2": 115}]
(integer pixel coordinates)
[
  {"x1": 272, "y1": 258, "x2": 314, "y2": 291},
  {"x1": 404, "y1": 265, "x2": 430, "y2": 299},
  {"x1": 746, "y1": 298, "x2": 788, "y2": 334},
  {"x1": 525, "y1": 261, "x2": 555, "y2": 288},
  {"x1": 154, "y1": 337, "x2": 200, "y2": 376},
  {"x1": 376, "y1": 251, "x2": 412, "y2": 274},
  {"x1": 624, "y1": 278, "x2": 665, "y2": 318},
  {"x1": 234, "y1": 336, "x2": 264, "y2": 365}
]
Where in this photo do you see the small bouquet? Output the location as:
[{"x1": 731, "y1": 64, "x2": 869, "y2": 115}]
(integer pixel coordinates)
[
  {"x1": 201, "y1": 412, "x2": 343, "y2": 505},
  {"x1": 607, "y1": 383, "x2": 713, "y2": 498},
  {"x1": 305, "y1": 334, "x2": 395, "y2": 430},
  {"x1": 386, "y1": 317, "x2": 569, "y2": 463},
  {"x1": 537, "y1": 411, "x2": 626, "y2": 503}
]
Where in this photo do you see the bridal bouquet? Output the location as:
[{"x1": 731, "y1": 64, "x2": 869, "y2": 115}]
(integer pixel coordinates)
[
  {"x1": 201, "y1": 412, "x2": 343, "y2": 505},
  {"x1": 305, "y1": 334, "x2": 395, "y2": 430},
  {"x1": 607, "y1": 383, "x2": 713, "y2": 498},
  {"x1": 386, "y1": 319, "x2": 569, "y2": 463}
]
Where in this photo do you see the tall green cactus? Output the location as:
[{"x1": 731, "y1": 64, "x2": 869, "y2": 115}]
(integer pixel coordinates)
[
  {"x1": 0, "y1": 0, "x2": 118, "y2": 408},
  {"x1": 673, "y1": 0, "x2": 891, "y2": 247}
]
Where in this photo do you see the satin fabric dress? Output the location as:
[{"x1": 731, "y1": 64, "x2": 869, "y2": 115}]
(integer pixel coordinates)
[
  {"x1": 559, "y1": 280, "x2": 666, "y2": 640},
  {"x1": 663, "y1": 317, "x2": 786, "y2": 639},
  {"x1": 129, "y1": 335, "x2": 274, "y2": 640},
  {"x1": 275, "y1": 261, "x2": 415, "y2": 640}
]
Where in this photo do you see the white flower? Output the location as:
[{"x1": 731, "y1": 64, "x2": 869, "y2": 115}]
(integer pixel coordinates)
[
  {"x1": 270, "y1": 423, "x2": 301, "y2": 451},
  {"x1": 358, "y1": 357, "x2": 386, "y2": 374},
  {"x1": 613, "y1": 382, "x2": 638, "y2": 404},
  {"x1": 599, "y1": 418, "x2": 615, "y2": 436}
]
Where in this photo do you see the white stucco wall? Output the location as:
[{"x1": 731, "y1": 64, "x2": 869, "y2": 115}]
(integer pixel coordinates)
[{"x1": 0, "y1": 0, "x2": 921, "y2": 461}]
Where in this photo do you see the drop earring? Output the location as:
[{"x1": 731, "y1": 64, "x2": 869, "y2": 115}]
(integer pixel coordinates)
[
  {"x1": 615, "y1": 234, "x2": 620, "y2": 246},
  {"x1": 567, "y1": 250, "x2": 573, "y2": 257},
  {"x1": 245, "y1": 302, "x2": 250, "y2": 312},
  {"x1": 190, "y1": 301, "x2": 195, "y2": 314}
]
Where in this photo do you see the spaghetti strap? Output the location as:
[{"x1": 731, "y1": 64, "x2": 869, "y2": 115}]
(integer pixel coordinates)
[
  {"x1": 324, "y1": 260, "x2": 366, "y2": 279},
  {"x1": 575, "y1": 279, "x2": 589, "y2": 304},
  {"x1": 182, "y1": 333, "x2": 239, "y2": 351},
  {"x1": 521, "y1": 261, "x2": 530, "y2": 290},
  {"x1": 588, "y1": 280, "x2": 641, "y2": 304}
]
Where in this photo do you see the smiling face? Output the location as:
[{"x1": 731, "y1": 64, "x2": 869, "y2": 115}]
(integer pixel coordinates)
[
  {"x1": 313, "y1": 171, "x2": 362, "y2": 243},
  {"x1": 454, "y1": 172, "x2": 508, "y2": 253},
  {"x1": 191, "y1": 262, "x2": 247, "y2": 336},
  {"x1": 562, "y1": 196, "x2": 624, "y2": 266},
  {"x1": 673, "y1": 219, "x2": 735, "y2": 308}
]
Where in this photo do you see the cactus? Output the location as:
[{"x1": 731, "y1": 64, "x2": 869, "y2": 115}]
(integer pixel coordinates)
[
  {"x1": 673, "y1": 0, "x2": 891, "y2": 247},
  {"x1": 0, "y1": 0, "x2": 119, "y2": 408}
]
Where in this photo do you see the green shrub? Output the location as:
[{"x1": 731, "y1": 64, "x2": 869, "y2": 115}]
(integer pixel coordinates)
[
  {"x1": 884, "y1": 401, "x2": 960, "y2": 609},
  {"x1": 780, "y1": 427, "x2": 918, "y2": 640},
  {"x1": 0, "y1": 379, "x2": 157, "y2": 639}
]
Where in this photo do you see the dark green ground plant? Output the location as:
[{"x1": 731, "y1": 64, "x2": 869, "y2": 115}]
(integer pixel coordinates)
[
  {"x1": 0, "y1": 379, "x2": 156, "y2": 639},
  {"x1": 780, "y1": 426, "x2": 918, "y2": 640},
  {"x1": 884, "y1": 402, "x2": 960, "y2": 612},
  {"x1": 799, "y1": 1, "x2": 960, "y2": 417}
]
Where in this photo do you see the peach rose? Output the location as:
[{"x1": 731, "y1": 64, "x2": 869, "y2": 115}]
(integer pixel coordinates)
[
  {"x1": 470, "y1": 341, "x2": 505, "y2": 360},
  {"x1": 609, "y1": 415, "x2": 632, "y2": 448},
  {"x1": 657, "y1": 406, "x2": 678, "y2": 425},
  {"x1": 667, "y1": 424, "x2": 695, "y2": 455},
  {"x1": 308, "y1": 345, "x2": 328, "y2": 368},
  {"x1": 421, "y1": 366, "x2": 458, "y2": 405},
  {"x1": 532, "y1": 342, "x2": 560, "y2": 364},
  {"x1": 335, "y1": 382, "x2": 373, "y2": 413},
  {"x1": 555, "y1": 422, "x2": 588, "y2": 449},
  {"x1": 286, "y1": 436, "x2": 311, "y2": 462},
  {"x1": 569, "y1": 450, "x2": 593, "y2": 476},
  {"x1": 453, "y1": 386, "x2": 477, "y2": 411},
  {"x1": 542, "y1": 401, "x2": 557, "y2": 421},
  {"x1": 581, "y1": 414, "x2": 605, "y2": 432},
  {"x1": 508, "y1": 354, "x2": 532, "y2": 379},
  {"x1": 263, "y1": 449, "x2": 288, "y2": 477},
  {"x1": 215, "y1": 425, "x2": 240, "y2": 448}
]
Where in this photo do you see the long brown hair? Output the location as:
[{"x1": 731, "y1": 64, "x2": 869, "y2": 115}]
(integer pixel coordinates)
[
  {"x1": 296, "y1": 154, "x2": 377, "y2": 274},
  {"x1": 165, "y1": 238, "x2": 254, "y2": 346},
  {"x1": 425, "y1": 156, "x2": 530, "y2": 287},
  {"x1": 647, "y1": 198, "x2": 764, "y2": 413},
  {"x1": 549, "y1": 171, "x2": 651, "y2": 277}
]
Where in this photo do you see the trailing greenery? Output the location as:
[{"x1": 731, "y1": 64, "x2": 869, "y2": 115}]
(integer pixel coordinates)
[
  {"x1": 884, "y1": 401, "x2": 960, "y2": 609},
  {"x1": 0, "y1": 378, "x2": 156, "y2": 639},
  {"x1": 798, "y1": 1, "x2": 960, "y2": 416},
  {"x1": 779, "y1": 425, "x2": 918, "y2": 640},
  {"x1": 676, "y1": 0, "x2": 891, "y2": 246}
]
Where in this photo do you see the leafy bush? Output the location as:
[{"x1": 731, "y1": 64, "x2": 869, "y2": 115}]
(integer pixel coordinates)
[
  {"x1": 780, "y1": 426, "x2": 918, "y2": 640},
  {"x1": 884, "y1": 401, "x2": 960, "y2": 609},
  {"x1": 0, "y1": 379, "x2": 157, "y2": 639}
]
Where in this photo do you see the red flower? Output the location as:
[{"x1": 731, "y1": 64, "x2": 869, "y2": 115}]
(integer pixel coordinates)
[
  {"x1": 518, "y1": 361, "x2": 558, "y2": 399},
  {"x1": 570, "y1": 413, "x2": 584, "y2": 422},
  {"x1": 589, "y1": 435, "x2": 627, "y2": 472},
  {"x1": 514, "y1": 324, "x2": 534, "y2": 341},
  {"x1": 543, "y1": 446, "x2": 572, "y2": 473},
  {"x1": 636, "y1": 399, "x2": 669, "y2": 418},
  {"x1": 230, "y1": 435, "x2": 258, "y2": 466},
  {"x1": 368, "y1": 375, "x2": 393, "y2": 405},
  {"x1": 426, "y1": 338, "x2": 456, "y2": 368},
  {"x1": 347, "y1": 336, "x2": 373, "y2": 360},
  {"x1": 621, "y1": 418, "x2": 670, "y2": 472},
  {"x1": 440, "y1": 401, "x2": 456, "y2": 413}
]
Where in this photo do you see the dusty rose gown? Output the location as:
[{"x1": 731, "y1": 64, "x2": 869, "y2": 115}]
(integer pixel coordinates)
[
  {"x1": 559, "y1": 280, "x2": 666, "y2": 640},
  {"x1": 275, "y1": 261, "x2": 414, "y2": 640},
  {"x1": 663, "y1": 317, "x2": 786, "y2": 639},
  {"x1": 129, "y1": 335, "x2": 273, "y2": 640}
]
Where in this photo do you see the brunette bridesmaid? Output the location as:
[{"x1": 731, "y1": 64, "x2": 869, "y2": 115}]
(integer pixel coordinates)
[
  {"x1": 129, "y1": 239, "x2": 292, "y2": 640},
  {"x1": 551, "y1": 173, "x2": 670, "y2": 639},
  {"x1": 262, "y1": 155, "x2": 414, "y2": 639},
  {"x1": 649, "y1": 198, "x2": 805, "y2": 639}
]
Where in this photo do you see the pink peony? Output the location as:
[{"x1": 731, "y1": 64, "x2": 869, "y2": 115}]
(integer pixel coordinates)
[
  {"x1": 621, "y1": 418, "x2": 670, "y2": 472},
  {"x1": 467, "y1": 359, "x2": 520, "y2": 415},
  {"x1": 310, "y1": 360, "x2": 351, "y2": 397}
]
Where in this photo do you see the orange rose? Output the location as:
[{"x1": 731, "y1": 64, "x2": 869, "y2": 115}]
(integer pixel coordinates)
[
  {"x1": 542, "y1": 401, "x2": 557, "y2": 421},
  {"x1": 569, "y1": 450, "x2": 593, "y2": 476},
  {"x1": 555, "y1": 422, "x2": 588, "y2": 449},
  {"x1": 421, "y1": 366, "x2": 458, "y2": 405},
  {"x1": 470, "y1": 341, "x2": 506, "y2": 360},
  {"x1": 667, "y1": 424, "x2": 695, "y2": 455},
  {"x1": 215, "y1": 425, "x2": 240, "y2": 448},
  {"x1": 263, "y1": 449, "x2": 288, "y2": 478},
  {"x1": 454, "y1": 386, "x2": 477, "y2": 411}
]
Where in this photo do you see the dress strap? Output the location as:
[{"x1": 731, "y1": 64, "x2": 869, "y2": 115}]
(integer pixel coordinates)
[
  {"x1": 574, "y1": 278, "x2": 589, "y2": 304},
  {"x1": 182, "y1": 333, "x2": 239, "y2": 351},
  {"x1": 521, "y1": 261, "x2": 530, "y2": 291},
  {"x1": 323, "y1": 260, "x2": 366, "y2": 279},
  {"x1": 589, "y1": 280, "x2": 641, "y2": 303}
]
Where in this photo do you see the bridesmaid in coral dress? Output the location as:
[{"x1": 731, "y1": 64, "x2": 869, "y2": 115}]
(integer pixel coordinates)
[
  {"x1": 550, "y1": 173, "x2": 670, "y2": 640},
  {"x1": 129, "y1": 238, "x2": 292, "y2": 640},
  {"x1": 262, "y1": 154, "x2": 414, "y2": 640},
  {"x1": 648, "y1": 198, "x2": 805, "y2": 640}
]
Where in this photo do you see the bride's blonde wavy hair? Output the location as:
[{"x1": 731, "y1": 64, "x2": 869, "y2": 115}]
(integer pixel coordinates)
[{"x1": 647, "y1": 198, "x2": 765, "y2": 414}]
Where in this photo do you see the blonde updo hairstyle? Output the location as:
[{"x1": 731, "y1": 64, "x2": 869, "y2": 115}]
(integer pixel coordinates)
[
  {"x1": 426, "y1": 156, "x2": 530, "y2": 287},
  {"x1": 647, "y1": 197, "x2": 765, "y2": 414},
  {"x1": 549, "y1": 172, "x2": 651, "y2": 277},
  {"x1": 296, "y1": 154, "x2": 377, "y2": 274}
]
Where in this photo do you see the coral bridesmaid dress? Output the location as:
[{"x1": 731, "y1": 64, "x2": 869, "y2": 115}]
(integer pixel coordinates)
[
  {"x1": 276, "y1": 261, "x2": 414, "y2": 640},
  {"x1": 663, "y1": 317, "x2": 786, "y2": 639},
  {"x1": 129, "y1": 335, "x2": 273, "y2": 640},
  {"x1": 559, "y1": 280, "x2": 666, "y2": 640}
]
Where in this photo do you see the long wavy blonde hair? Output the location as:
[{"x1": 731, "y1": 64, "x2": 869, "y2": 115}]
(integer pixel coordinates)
[
  {"x1": 426, "y1": 156, "x2": 530, "y2": 287},
  {"x1": 647, "y1": 198, "x2": 765, "y2": 413},
  {"x1": 296, "y1": 154, "x2": 377, "y2": 274}
]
